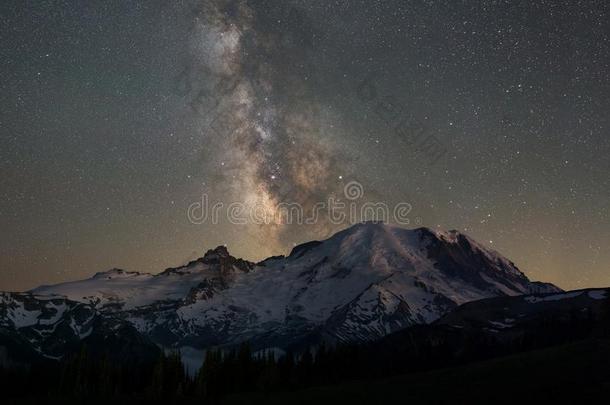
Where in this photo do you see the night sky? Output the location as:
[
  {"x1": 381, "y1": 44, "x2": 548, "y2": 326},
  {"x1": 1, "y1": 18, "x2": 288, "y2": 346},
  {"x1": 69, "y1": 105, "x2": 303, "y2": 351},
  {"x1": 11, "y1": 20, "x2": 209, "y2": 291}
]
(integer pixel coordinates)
[{"x1": 1, "y1": 0, "x2": 608, "y2": 291}]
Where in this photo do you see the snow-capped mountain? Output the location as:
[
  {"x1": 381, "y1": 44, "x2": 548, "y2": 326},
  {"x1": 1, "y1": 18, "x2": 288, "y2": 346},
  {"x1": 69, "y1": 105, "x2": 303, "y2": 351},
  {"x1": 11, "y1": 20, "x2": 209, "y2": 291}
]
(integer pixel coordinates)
[{"x1": 3, "y1": 222, "x2": 560, "y2": 362}]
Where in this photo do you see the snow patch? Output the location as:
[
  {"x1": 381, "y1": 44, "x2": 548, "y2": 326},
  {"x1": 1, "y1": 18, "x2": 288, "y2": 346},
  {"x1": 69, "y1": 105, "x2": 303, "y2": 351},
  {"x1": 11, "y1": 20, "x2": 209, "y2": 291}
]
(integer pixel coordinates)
[
  {"x1": 524, "y1": 291, "x2": 584, "y2": 303},
  {"x1": 588, "y1": 290, "x2": 608, "y2": 300}
]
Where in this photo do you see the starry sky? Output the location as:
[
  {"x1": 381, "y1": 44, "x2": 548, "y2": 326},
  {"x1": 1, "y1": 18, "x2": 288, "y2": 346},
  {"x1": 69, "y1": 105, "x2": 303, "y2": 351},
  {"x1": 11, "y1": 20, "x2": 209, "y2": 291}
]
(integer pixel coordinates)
[{"x1": 1, "y1": 0, "x2": 608, "y2": 291}]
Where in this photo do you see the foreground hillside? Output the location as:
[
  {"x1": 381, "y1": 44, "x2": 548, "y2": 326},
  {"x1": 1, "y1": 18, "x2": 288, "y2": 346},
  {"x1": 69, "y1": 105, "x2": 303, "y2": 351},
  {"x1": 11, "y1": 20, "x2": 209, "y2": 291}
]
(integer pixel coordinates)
[
  {"x1": 3, "y1": 339, "x2": 609, "y2": 405},
  {"x1": 222, "y1": 339, "x2": 610, "y2": 405}
]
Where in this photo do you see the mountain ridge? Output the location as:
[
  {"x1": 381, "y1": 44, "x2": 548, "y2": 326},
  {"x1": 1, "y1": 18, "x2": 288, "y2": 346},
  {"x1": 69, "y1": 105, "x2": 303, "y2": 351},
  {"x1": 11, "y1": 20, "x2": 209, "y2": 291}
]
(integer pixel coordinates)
[{"x1": 4, "y1": 222, "x2": 561, "y2": 363}]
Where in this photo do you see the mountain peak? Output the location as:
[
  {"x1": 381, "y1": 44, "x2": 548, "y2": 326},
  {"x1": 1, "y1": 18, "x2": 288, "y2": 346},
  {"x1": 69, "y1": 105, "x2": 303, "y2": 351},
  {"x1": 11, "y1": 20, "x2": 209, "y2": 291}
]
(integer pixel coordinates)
[
  {"x1": 202, "y1": 245, "x2": 230, "y2": 262},
  {"x1": 92, "y1": 268, "x2": 143, "y2": 279},
  {"x1": 288, "y1": 240, "x2": 322, "y2": 259}
]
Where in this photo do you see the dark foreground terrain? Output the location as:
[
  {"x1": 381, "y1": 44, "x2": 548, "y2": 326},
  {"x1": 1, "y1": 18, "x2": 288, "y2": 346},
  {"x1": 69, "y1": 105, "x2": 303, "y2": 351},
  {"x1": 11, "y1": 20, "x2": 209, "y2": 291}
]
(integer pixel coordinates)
[
  {"x1": 223, "y1": 339, "x2": 610, "y2": 405},
  {"x1": 3, "y1": 339, "x2": 610, "y2": 405}
]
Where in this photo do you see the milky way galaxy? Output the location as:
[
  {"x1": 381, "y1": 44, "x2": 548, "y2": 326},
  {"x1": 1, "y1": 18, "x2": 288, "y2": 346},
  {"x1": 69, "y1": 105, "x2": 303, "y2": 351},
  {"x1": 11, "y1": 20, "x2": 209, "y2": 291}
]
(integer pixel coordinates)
[{"x1": 180, "y1": 0, "x2": 351, "y2": 248}]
